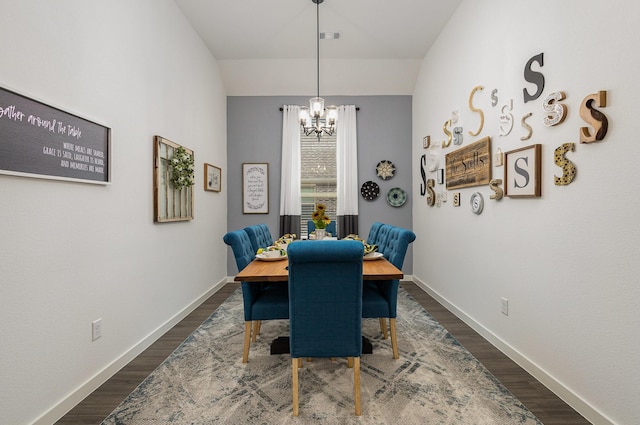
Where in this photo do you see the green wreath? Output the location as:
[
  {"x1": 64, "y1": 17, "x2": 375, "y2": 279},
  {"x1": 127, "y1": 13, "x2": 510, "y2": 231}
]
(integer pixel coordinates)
[{"x1": 170, "y1": 146, "x2": 195, "y2": 189}]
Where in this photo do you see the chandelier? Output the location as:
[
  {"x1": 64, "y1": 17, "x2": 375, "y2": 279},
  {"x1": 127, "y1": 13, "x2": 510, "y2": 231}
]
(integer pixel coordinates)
[{"x1": 299, "y1": 0, "x2": 337, "y2": 138}]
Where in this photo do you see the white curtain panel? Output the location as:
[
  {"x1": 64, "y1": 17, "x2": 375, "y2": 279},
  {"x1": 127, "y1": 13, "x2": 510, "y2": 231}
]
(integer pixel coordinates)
[
  {"x1": 337, "y1": 105, "x2": 358, "y2": 215},
  {"x1": 279, "y1": 105, "x2": 301, "y2": 234}
]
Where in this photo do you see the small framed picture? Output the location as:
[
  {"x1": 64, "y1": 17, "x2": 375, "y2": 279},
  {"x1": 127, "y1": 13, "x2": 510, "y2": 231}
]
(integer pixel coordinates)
[
  {"x1": 204, "y1": 163, "x2": 221, "y2": 192},
  {"x1": 423, "y1": 135, "x2": 431, "y2": 148},
  {"x1": 504, "y1": 144, "x2": 541, "y2": 197}
]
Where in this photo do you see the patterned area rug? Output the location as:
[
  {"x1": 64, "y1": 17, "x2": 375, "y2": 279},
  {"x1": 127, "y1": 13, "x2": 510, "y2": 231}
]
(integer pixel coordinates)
[{"x1": 102, "y1": 288, "x2": 541, "y2": 424}]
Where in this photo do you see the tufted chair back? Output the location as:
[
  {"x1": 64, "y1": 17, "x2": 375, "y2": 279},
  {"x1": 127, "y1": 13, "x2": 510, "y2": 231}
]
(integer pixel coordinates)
[
  {"x1": 223, "y1": 229, "x2": 256, "y2": 272},
  {"x1": 366, "y1": 221, "x2": 384, "y2": 246},
  {"x1": 244, "y1": 224, "x2": 274, "y2": 253},
  {"x1": 377, "y1": 225, "x2": 416, "y2": 270}
]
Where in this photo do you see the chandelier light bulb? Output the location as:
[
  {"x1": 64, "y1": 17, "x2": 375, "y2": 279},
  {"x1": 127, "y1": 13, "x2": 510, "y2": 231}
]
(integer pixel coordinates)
[
  {"x1": 299, "y1": 107, "x2": 311, "y2": 126},
  {"x1": 309, "y1": 97, "x2": 324, "y2": 118}
]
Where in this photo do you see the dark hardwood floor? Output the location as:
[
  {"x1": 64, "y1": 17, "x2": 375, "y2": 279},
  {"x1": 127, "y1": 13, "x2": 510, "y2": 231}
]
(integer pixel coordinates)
[{"x1": 56, "y1": 282, "x2": 590, "y2": 424}]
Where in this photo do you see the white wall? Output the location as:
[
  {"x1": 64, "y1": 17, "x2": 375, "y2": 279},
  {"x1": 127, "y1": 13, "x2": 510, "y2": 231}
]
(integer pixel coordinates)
[
  {"x1": 0, "y1": 1, "x2": 227, "y2": 424},
  {"x1": 219, "y1": 58, "x2": 422, "y2": 96},
  {"x1": 412, "y1": 1, "x2": 640, "y2": 424}
]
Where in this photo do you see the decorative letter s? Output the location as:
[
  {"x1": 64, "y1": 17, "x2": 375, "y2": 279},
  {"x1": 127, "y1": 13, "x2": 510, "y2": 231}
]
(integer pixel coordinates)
[
  {"x1": 543, "y1": 91, "x2": 567, "y2": 127},
  {"x1": 468, "y1": 85, "x2": 484, "y2": 136},
  {"x1": 489, "y1": 179, "x2": 504, "y2": 200},
  {"x1": 580, "y1": 90, "x2": 608, "y2": 143},
  {"x1": 426, "y1": 179, "x2": 436, "y2": 207},
  {"x1": 420, "y1": 154, "x2": 427, "y2": 196},
  {"x1": 554, "y1": 143, "x2": 577, "y2": 186},
  {"x1": 499, "y1": 99, "x2": 514, "y2": 136},
  {"x1": 523, "y1": 52, "x2": 545, "y2": 103},
  {"x1": 442, "y1": 119, "x2": 452, "y2": 148}
]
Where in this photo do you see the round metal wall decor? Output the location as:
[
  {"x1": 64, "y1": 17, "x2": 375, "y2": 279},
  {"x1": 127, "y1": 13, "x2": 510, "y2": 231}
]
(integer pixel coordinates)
[
  {"x1": 470, "y1": 192, "x2": 484, "y2": 214},
  {"x1": 387, "y1": 187, "x2": 407, "y2": 207},
  {"x1": 360, "y1": 180, "x2": 380, "y2": 201},
  {"x1": 376, "y1": 160, "x2": 396, "y2": 180}
]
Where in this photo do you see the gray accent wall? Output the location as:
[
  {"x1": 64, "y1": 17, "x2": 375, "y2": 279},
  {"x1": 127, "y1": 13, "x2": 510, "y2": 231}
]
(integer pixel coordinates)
[{"x1": 227, "y1": 95, "x2": 413, "y2": 274}]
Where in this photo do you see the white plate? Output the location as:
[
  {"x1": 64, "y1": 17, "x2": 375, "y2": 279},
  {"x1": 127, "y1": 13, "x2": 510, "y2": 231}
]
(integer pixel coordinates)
[
  {"x1": 363, "y1": 252, "x2": 384, "y2": 261},
  {"x1": 256, "y1": 253, "x2": 287, "y2": 261}
]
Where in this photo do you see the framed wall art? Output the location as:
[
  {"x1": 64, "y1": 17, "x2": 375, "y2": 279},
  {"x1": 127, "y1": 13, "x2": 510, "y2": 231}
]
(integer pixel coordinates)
[
  {"x1": 204, "y1": 163, "x2": 221, "y2": 192},
  {"x1": 0, "y1": 85, "x2": 111, "y2": 184},
  {"x1": 153, "y1": 136, "x2": 194, "y2": 223},
  {"x1": 445, "y1": 136, "x2": 492, "y2": 190},
  {"x1": 242, "y1": 162, "x2": 269, "y2": 214},
  {"x1": 504, "y1": 144, "x2": 542, "y2": 198}
]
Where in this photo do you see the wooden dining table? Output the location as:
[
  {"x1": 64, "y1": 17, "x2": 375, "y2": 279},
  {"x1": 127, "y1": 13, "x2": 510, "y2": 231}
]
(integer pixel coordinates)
[{"x1": 234, "y1": 255, "x2": 403, "y2": 282}]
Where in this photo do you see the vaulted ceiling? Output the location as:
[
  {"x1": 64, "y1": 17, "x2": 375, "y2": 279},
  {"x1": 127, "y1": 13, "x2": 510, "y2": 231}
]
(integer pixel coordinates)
[{"x1": 174, "y1": 0, "x2": 461, "y2": 95}]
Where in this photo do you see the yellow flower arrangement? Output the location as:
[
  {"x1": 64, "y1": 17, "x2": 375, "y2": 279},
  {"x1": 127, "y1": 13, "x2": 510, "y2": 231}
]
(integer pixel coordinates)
[{"x1": 311, "y1": 203, "x2": 330, "y2": 230}]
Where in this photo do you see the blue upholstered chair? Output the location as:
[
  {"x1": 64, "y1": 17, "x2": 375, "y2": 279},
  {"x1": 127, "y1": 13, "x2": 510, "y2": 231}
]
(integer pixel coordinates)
[
  {"x1": 362, "y1": 223, "x2": 416, "y2": 359},
  {"x1": 307, "y1": 220, "x2": 337, "y2": 236},
  {"x1": 243, "y1": 224, "x2": 274, "y2": 253},
  {"x1": 223, "y1": 229, "x2": 289, "y2": 363},
  {"x1": 366, "y1": 221, "x2": 384, "y2": 246},
  {"x1": 287, "y1": 240, "x2": 364, "y2": 416},
  {"x1": 243, "y1": 224, "x2": 277, "y2": 338}
]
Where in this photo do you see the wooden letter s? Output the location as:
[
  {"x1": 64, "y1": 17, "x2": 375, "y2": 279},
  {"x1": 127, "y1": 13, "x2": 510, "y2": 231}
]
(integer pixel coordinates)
[
  {"x1": 468, "y1": 85, "x2": 485, "y2": 136},
  {"x1": 520, "y1": 112, "x2": 533, "y2": 141},
  {"x1": 426, "y1": 179, "x2": 436, "y2": 206},
  {"x1": 489, "y1": 179, "x2": 504, "y2": 200},
  {"x1": 442, "y1": 119, "x2": 453, "y2": 148},
  {"x1": 580, "y1": 90, "x2": 608, "y2": 143}
]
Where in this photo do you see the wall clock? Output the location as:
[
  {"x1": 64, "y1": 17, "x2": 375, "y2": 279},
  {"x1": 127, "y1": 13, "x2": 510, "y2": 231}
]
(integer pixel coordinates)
[
  {"x1": 360, "y1": 180, "x2": 380, "y2": 201},
  {"x1": 470, "y1": 192, "x2": 484, "y2": 214},
  {"x1": 376, "y1": 160, "x2": 396, "y2": 180}
]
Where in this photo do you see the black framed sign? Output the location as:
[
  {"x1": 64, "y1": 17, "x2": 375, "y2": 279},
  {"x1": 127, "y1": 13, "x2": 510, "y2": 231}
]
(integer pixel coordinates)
[{"x1": 0, "y1": 86, "x2": 110, "y2": 184}]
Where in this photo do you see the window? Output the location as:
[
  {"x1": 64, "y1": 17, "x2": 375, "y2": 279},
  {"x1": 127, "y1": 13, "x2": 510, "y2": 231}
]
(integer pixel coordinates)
[{"x1": 300, "y1": 131, "x2": 337, "y2": 238}]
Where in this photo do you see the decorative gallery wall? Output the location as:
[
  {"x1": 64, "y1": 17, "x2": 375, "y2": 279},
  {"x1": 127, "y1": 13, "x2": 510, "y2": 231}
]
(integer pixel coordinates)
[{"x1": 418, "y1": 52, "x2": 609, "y2": 214}]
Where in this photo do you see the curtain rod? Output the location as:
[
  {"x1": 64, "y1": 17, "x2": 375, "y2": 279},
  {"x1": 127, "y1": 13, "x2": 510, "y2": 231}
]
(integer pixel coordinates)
[{"x1": 279, "y1": 106, "x2": 360, "y2": 111}]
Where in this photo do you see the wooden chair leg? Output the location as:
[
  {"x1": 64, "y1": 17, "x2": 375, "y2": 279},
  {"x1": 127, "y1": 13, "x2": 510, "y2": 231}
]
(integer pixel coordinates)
[
  {"x1": 251, "y1": 320, "x2": 260, "y2": 342},
  {"x1": 242, "y1": 321, "x2": 252, "y2": 363},
  {"x1": 379, "y1": 318, "x2": 389, "y2": 339},
  {"x1": 389, "y1": 318, "x2": 399, "y2": 359},
  {"x1": 292, "y1": 358, "x2": 299, "y2": 416},
  {"x1": 347, "y1": 357, "x2": 354, "y2": 368},
  {"x1": 353, "y1": 357, "x2": 361, "y2": 416}
]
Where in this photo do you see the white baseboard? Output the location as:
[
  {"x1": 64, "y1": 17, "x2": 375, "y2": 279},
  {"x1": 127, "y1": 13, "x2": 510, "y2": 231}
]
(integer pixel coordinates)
[
  {"x1": 33, "y1": 278, "x2": 229, "y2": 425},
  {"x1": 411, "y1": 276, "x2": 614, "y2": 425}
]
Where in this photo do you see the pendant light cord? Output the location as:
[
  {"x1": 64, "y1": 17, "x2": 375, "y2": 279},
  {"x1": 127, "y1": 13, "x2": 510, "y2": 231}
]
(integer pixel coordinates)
[{"x1": 316, "y1": 0, "x2": 320, "y2": 99}]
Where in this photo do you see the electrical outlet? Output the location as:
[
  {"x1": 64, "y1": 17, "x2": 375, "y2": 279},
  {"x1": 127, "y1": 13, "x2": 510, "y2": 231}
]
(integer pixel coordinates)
[
  {"x1": 500, "y1": 298, "x2": 509, "y2": 316},
  {"x1": 92, "y1": 318, "x2": 103, "y2": 341}
]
